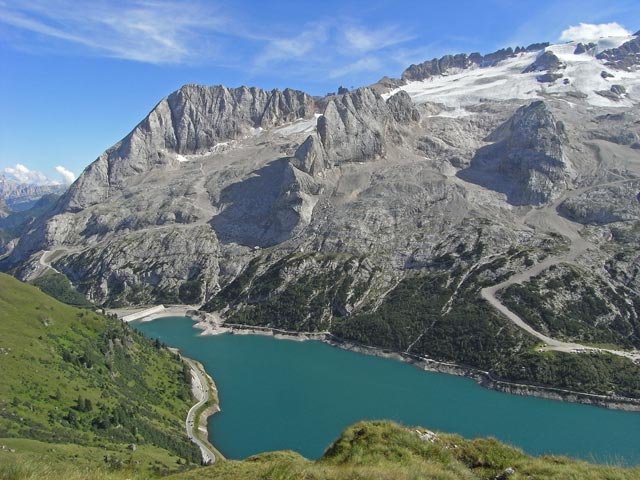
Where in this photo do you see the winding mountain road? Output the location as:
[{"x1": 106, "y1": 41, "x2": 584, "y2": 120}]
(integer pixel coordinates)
[
  {"x1": 481, "y1": 180, "x2": 640, "y2": 362},
  {"x1": 183, "y1": 357, "x2": 217, "y2": 465}
]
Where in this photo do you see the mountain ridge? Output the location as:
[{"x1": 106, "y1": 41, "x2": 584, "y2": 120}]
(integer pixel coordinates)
[{"x1": 2, "y1": 30, "x2": 640, "y2": 400}]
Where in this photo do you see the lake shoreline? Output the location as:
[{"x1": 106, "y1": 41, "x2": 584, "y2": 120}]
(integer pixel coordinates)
[
  {"x1": 167, "y1": 347, "x2": 224, "y2": 464},
  {"x1": 189, "y1": 312, "x2": 640, "y2": 412},
  {"x1": 121, "y1": 306, "x2": 640, "y2": 412}
]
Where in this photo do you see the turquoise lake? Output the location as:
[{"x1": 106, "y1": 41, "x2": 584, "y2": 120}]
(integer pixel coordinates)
[{"x1": 133, "y1": 316, "x2": 640, "y2": 465}]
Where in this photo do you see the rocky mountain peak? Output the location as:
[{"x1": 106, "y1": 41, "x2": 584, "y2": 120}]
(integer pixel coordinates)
[
  {"x1": 385, "y1": 90, "x2": 421, "y2": 124},
  {"x1": 61, "y1": 84, "x2": 315, "y2": 212},
  {"x1": 293, "y1": 87, "x2": 419, "y2": 176},
  {"x1": 458, "y1": 100, "x2": 570, "y2": 205},
  {"x1": 507, "y1": 100, "x2": 567, "y2": 146},
  {"x1": 164, "y1": 84, "x2": 315, "y2": 153}
]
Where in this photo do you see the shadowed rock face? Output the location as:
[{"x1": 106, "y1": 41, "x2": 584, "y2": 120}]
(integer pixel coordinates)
[
  {"x1": 458, "y1": 101, "x2": 569, "y2": 205},
  {"x1": 210, "y1": 158, "x2": 321, "y2": 248},
  {"x1": 574, "y1": 42, "x2": 597, "y2": 55}
]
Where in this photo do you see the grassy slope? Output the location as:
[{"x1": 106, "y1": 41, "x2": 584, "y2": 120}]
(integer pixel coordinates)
[
  {"x1": 0, "y1": 439, "x2": 185, "y2": 480},
  {"x1": 3, "y1": 421, "x2": 639, "y2": 480},
  {"x1": 0, "y1": 273, "x2": 199, "y2": 477},
  {"x1": 168, "y1": 421, "x2": 640, "y2": 480}
]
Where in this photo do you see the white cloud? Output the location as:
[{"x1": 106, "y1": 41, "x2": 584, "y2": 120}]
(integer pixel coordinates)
[
  {"x1": 4, "y1": 163, "x2": 58, "y2": 185},
  {"x1": 0, "y1": 0, "x2": 229, "y2": 64},
  {"x1": 560, "y1": 22, "x2": 630, "y2": 42},
  {"x1": 329, "y1": 57, "x2": 383, "y2": 79},
  {"x1": 343, "y1": 26, "x2": 414, "y2": 53},
  {"x1": 55, "y1": 165, "x2": 76, "y2": 184}
]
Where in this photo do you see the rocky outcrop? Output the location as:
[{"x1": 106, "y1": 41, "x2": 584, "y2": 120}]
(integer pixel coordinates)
[
  {"x1": 284, "y1": 89, "x2": 420, "y2": 244},
  {"x1": 536, "y1": 73, "x2": 563, "y2": 83},
  {"x1": 559, "y1": 181, "x2": 640, "y2": 224},
  {"x1": 458, "y1": 101, "x2": 569, "y2": 205},
  {"x1": 293, "y1": 88, "x2": 419, "y2": 176},
  {"x1": 386, "y1": 90, "x2": 420, "y2": 123},
  {"x1": 596, "y1": 84, "x2": 627, "y2": 101},
  {"x1": 596, "y1": 36, "x2": 640, "y2": 71},
  {"x1": 574, "y1": 42, "x2": 596, "y2": 54},
  {"x1": 523, "y1": 51, "x2": 565, "y2": 73},
  {"x1": 61, "y1": 85, "x2": 315, "y2": 211},
  {"x1": 401, "y1": 43, "x2": 549, "y2": 82},
  {"x1": 292, "y1": 135, "x2": 327, "y2": 176},
  {"x1": 316, "y1": 88, "x2": 389, "y2": 165},
  {"x1": 402, "y1": 53, "x2": 484, "y2": 81}
]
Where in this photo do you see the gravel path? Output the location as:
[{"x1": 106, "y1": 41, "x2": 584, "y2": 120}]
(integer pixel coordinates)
[{"x1": 481, "y1": 181, "x2": 640, "y2": 362}]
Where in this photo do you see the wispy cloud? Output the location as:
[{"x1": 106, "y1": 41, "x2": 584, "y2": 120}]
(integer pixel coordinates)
[
  {"x1": 1, "y1": 0, "x2": 420, "y2": 87},
  {"x1": 0, "y1": 0, "x2": 229, "y2": 64},
  {"x1": 343, "y1": 25, "x2": 415, "y2": 53},
  {"x1": 251, "y1": 21, "x2": 415, "y2": 86},
  {"x1": 329, "y1": 57, "x2": 382, "y2": 79},
  {"x1": 560, "y1": 22, "x2": 630, "y2": 42},
  {"x1": 254, "y1": 24, "x2": 328, "y2": 66}
]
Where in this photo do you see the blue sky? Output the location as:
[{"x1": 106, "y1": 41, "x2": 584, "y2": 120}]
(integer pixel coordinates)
[{"x1": 1, "y1": 0, "x2": 639, "y2": 185}]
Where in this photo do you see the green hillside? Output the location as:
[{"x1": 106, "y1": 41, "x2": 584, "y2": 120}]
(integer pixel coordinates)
[{"x1": 0, "y1": 273, "x2": 199, "y2": 478}]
